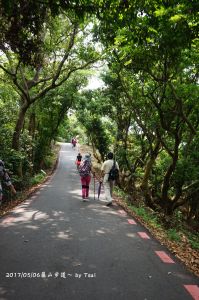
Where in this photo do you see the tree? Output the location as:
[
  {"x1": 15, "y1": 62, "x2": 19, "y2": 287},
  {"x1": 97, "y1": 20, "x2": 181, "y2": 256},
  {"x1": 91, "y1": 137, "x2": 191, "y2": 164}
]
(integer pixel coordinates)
[
  {"x1": 33, "y1": 73, "x2": 87, "y2": 169},
  {"x1": 0, "y1": 13, "x2": 99, "y2": 175},
  {"x1": 76, "y1": 90, "x2": 111, "y2": 160},
  {"x1": 0, "y1": 0, "x2": 99, "y2": 65},
  {"x1": 92, "y1": 0, "x2": 199, "y2": 215}
]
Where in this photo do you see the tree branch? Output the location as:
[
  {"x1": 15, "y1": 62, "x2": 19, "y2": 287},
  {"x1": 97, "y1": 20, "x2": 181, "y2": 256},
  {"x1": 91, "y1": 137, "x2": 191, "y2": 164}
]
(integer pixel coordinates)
[
  {"x1": 156, "y1": 127, "x2": 174, "y2": 158},
  {"x1": 169, "y1": 83, "x2": 197, "y2": 135},
  {"x1": 52, "y1": 24, "x2": 78, "y2": 85},
  {"x1": 32, "y1": 58, "x2": 98, "y2": 102},
  {"x1": 0, "y1": 64, "x2": 15, "y2": 77}
]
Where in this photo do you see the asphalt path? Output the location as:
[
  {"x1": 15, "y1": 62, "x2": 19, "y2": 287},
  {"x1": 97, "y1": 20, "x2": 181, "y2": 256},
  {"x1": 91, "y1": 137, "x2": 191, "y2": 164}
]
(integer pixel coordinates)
[{"x1": 0, "y1": 143, "x2": 198, "y2": 300}]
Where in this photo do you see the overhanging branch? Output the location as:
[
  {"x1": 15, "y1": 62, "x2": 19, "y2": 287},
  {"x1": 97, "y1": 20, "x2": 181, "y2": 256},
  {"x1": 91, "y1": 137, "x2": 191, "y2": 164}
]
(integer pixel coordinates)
[{"x1": 32, "y1": 58, "x2": 98, "y2": 102}]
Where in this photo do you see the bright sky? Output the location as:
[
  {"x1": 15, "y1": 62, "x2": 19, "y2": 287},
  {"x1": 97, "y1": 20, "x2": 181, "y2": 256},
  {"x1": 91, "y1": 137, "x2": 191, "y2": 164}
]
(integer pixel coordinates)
[{"x1": 85, "y1": 76, "x2": 105, "y2": 90}]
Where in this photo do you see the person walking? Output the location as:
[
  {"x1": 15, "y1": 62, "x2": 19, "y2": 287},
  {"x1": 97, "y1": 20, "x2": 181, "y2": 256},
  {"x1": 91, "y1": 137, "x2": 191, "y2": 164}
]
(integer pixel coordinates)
[
  {"x1": 100, "y1": 152, "x2": 119, "y2": 206},
  {"x1": 0, "y1": 160, "x2": 16, "y2": 204},
  {"x1": 79, "y1": 154, "x2": 92, "y2": 201},
  {"x1": 71, "y1": 137, "x2": 77, "y2": 149},
  {"x1": 76, "y1": 153, "x2": 82, "y2": 170}
]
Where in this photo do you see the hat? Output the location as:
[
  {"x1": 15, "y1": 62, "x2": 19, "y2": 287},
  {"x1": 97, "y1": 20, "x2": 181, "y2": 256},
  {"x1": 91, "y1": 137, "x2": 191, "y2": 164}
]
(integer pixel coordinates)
[
  {"x1": 107, "y1": 152, "x2": 114, "y2": 159},
  {"x1": 84, "y1": 153, "x2": 91, "y2": 161}
]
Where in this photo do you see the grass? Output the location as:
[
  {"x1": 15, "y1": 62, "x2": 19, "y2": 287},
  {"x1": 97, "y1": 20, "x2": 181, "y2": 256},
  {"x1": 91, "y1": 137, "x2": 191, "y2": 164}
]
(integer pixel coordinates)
[
  {"x1": 130, "y1": 205, "x2": 162, "y2": 229},
  {"x1": 187, "y1": 232, "x2": 199, "y2": 250},
  {"x1": 30, "y1": 172, "x2": 46, "y2": 185},
  {"x1": 189, "y1": 239, "x2": 199, "y2": 250},
  {"x1": 167, "y1": 229, "x2": 181, "y2": 242},
  {"x1": 114, "y1": 187, "x2": 199, "y2": 249}
]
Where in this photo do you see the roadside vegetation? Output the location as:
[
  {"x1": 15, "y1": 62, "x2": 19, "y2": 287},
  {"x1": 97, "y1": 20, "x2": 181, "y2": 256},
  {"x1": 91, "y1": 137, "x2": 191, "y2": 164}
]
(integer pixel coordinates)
[
  {"x1": 114, "y1": 187, "x2": 199, "y2": 276},
  {"x1": 80, "y1": 144, "x2": 199, "y2": 277}
]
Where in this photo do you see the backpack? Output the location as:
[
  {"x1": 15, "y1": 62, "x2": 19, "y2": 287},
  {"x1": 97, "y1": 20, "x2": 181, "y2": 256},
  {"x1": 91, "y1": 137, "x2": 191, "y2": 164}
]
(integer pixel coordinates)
[
  {"x1": 108, "y1": 160, "x2": 119, "y2": 181},
  {"x1": 79, "y1": 161, "x2": 91, "y2": 177}
]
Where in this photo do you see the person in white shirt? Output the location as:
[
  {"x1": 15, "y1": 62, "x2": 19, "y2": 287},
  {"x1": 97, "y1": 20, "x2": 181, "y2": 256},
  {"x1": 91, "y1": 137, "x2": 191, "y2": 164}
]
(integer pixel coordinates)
[{"x1": 100, "y1": 152, "x2": 119, "y2": 206}]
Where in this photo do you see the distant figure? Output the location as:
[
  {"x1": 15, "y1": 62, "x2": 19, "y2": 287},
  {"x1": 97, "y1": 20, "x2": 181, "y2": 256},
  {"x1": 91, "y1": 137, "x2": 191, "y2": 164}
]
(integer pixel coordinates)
[
  {"x1": 78, "y1": 154, "x2": 92, "y2": 200},
  {"x1": 71, "y1": 137, "x2": 77, "y2": 148},
  {"x1": 76, "y1": 153, "x2": 82, "y2": 170},
  {"x1": 0, "y1": 160, "x2": 16, "y2": 204},
  {"x1": 101, "y1": 152, "x2": 119, "y2": 206}
]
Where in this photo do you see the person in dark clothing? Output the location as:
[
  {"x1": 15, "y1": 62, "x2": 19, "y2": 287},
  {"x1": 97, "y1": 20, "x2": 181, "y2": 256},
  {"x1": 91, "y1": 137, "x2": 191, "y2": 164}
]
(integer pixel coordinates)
[
  {"x1": 76, "y1": 153, "x2": 82, "y2": 170},
  {"x1": 0, "y1": 160, "x2": 16, "y2": 204},
  {"x1": 71, "y1": 137, "x2": 77, "y2": 148}
]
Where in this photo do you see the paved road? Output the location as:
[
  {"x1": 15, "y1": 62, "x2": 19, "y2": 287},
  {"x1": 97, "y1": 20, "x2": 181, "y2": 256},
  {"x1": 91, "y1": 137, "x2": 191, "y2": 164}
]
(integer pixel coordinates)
[{"x1": 0, "y1": 143, "x2": 198, "y2": 300}]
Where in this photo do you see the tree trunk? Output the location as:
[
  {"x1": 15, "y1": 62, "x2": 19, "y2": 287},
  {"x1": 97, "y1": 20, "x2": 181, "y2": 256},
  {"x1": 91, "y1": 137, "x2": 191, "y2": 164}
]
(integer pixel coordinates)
[
  {"x1": 12, "y1": 103, "x2": 29, "y2": 151},
  {"x1": 28, "y1": 112, "x2": 36, "y2": 174},
  {"x1": 141, "y1": 141, "x2": 160, "y2": 190},
  {"x1": 140, "y1": 141, "x2": 160, "y2": 209},
  {"x1": 12, "y1": 102, "x2": 29, "y2": 177},
  {"x1": 161, "y1": 153, "x2": 178, "y2": 214},
  {"x1": 160, "y1": 128, "x2": 181, "y2": 214},
  {"x1": 28, "y1": 112, "x2": 36, "y2": 139}
]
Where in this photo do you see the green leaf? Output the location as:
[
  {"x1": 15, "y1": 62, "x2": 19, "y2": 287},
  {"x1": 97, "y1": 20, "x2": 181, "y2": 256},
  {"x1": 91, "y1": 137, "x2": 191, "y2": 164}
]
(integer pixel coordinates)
[
  {"x1": 124, "y1": 59, "x2": 132, "y2": 66},
  {"x1": 154, "y1": 7, "x2": 167, "y2": 17},
  {"x1": 170, "y1": 14, "x2": 185, "y2": 22}
]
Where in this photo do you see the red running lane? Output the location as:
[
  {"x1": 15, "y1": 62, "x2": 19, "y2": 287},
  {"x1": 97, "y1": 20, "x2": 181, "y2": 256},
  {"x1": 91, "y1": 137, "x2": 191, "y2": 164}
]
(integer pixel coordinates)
[
  {"x1": 184, "y1": 285, "x2": 199, "y2": 300},
  {"x1": 125, "y1": 212, "x2": 199, "y2": 300},
  {"x1": 1, "y1": 217, "x2": 15, "y2": 224},
  {"x1": 118, "y1": 210, "x2": 127, "y2": 216},
  {"x1": 155, "y1": 251, "x2": 175, "y2": 263},
  {"x1": 138, "y1": 232, "x2": 150, "y2": 239},
  {"x1": 127, "y1": 219, "x2": 137, "y2": 225}
]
